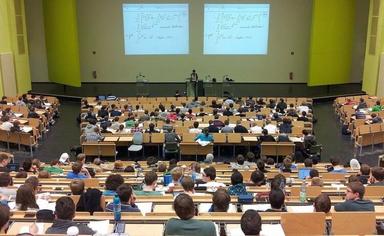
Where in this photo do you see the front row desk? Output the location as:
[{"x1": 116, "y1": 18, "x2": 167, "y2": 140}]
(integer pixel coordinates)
[{"x1": 7, "y1": 209, "x2": 384, "y2": 236}]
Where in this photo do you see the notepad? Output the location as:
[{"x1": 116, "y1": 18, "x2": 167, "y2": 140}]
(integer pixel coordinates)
[
  {"x1": 227, "y1": 224, "x2": 285, "y2": 236},
  {"x1": 136, "y1": 202, "x2": 153, "y2": 216},
  {"x1": 88, "y1": 220, "x2": 110, "y2": 235},
  {"x1": 242, "y1": 204, "x2": 271, "y2": 212}
]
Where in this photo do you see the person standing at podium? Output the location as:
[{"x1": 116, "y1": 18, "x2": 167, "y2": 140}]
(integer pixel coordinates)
[{"x1": 190, "y1": 69, "x2": 198, "y2": 97}]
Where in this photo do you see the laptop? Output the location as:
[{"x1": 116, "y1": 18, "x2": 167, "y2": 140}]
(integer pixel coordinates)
[{"x1": 298, "y1": 168, "x2": 311, "y2": 179}]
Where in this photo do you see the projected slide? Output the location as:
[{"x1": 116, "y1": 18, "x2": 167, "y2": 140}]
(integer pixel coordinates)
[
  {"x1": 123, "y1": 4, "x2": 189, "y2": 55},
  {"x1": 204, "y1": 4, "x2": 270, "y2": 55}
]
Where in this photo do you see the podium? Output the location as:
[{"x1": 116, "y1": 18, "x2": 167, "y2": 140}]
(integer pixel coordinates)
[
  {"x1": 185, "y1": 79, "x2": 204, "y2": 97},
  {"x1": 136, "y1": 78, "x2": 149, "y2": 97}
]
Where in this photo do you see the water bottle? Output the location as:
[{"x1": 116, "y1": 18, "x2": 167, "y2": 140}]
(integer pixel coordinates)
[
  {"x1": 299, "y1": 181, "x2": 307, "y2": 203},
  {"x1": 113, "y1": 194, "x2": 121, "y2": 221}
]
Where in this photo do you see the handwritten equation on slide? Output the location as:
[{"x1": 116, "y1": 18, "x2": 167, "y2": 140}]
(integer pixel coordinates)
[
  {"x1": 204, "y1": 4, "x2": 270, "y2": 55},
  {"x1": 123, "y1": 4, "x2": 189, "y2": 55}
]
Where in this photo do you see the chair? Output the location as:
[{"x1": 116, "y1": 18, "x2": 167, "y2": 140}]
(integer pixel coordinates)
[
  {"x1": 128, "y1": 132, "x2": 143, "y2": 157},
  {"x1": 163, "y1": 142, "x2": 180, "y2": 160},
  {"x1": 331, "y1": 212, "x2": 376, "y2": 235},
  {"x1": 309, "y1": 144, "x2": 322, "y2": 162},
  {"x1": 281, "y1": 212, "x2": 326, "y2": 236},
  {"x1": 19, "y1": 132, "x2": 38, "y2": 156}
]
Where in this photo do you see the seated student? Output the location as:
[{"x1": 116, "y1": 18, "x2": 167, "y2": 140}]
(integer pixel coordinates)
[
  {"x1": 369, "y1": 166, "x2": 384, "y2": 186},
  {"x1": 15, "y1": 184, "x2": 39, "y2": 211},
  {"x1": 221, "y1": 120, "x2": 234, "y2": 133},
  {"x1": 280, "y1": 157, "x2": 293, "y2": 173},
  {"x1": 168, "y1": 167, "x2": 183, "y2": 189},
  {"x1": 135, "y1": 171, "x2": 162, "y2": 195},
  {"x1": 310, "y1": 177, "x2": 324, "y2": 187},
  {"x1": 250, "y1": 121, "x2": 263, "y2": 134},
  {"x1": 207, "y1": 120, "x2": 219, "y2": 133},
  {"x1": 358, "y1": 164, "x2": 370, "y2": 184},
  {"x1": 181, "y1": 176, "x2": 195, "y2": 196},
  {"x1": 189, "y1": 121, "x2": 202, "y2": 134},
  {"x1": 270, "y1": 174, "x2": 286, "y2": 192},
  {"x1": 234, "y1": 120, "x2": 248, "y2": 133},
  {"x1": 309, "y1": 169, "x2": 319, "y2": 179},
  {"x1": 76, "y1": 188, "x2": 104, "y2": 214},
  {"x1": 241, "y1": 210, "x2": 262, "y2": 236},
  {"x1": 0, "y1": 173, "x2": 16, "y2": 199},
  {"x1": 279, "y1": 118, "x2": 292, "y2": 134},
  {"x1": 27, "y1": 107, "x2": 40, "y2": 119},
  {"x1": 327, "y1": 158, "x2": 347, "y2": 173},
  {"x1": 356, "y1": 97, "x2": 368, "y2": 109},
  {"x1": 334, "y1": 182, "x2": 374, "y2": 211},
  {"x1": 314, "y1": 193, "x2": 331, "y2": 213},
  {"x1": 106, "y1": 184, "x2": 140, "y2": 212},
  {"x1": 201, "y1": 167, "x2": 225, "y2": 190},
  {"x1": 250, "y1": 170, "x2": 266, "y2": 186},
  {"x1": 228, "y1": 171, "x2": 248, "y2": 196},
  {"x1": 297, "y1": 111, "x2": 310, "y2": 122},
  {"x1": 0, "y1": 205, "x2": 10, "y2": 233},
  {"x1": 209, "y1": 189, "x2": 231, "y2": 212},
  {"x1": 258, "y1": 129, "x2": 276, "y2": 143},
  {"x1": 66, "y1": 162, "x2": 90, "y2": 179},
  {"x1": 266, "y1": 189, "x2": 287, "y2": 212},
  {"x1": 164, "y1": 194, "x2": 216, "y2": 236},
  {"x1": 85, "y1": 127, "x2": 104, "y2": 142},
  {"x1": 0, "y1": 154, "x2": 10, "y2": 173},
  {"x1": 46, "y1": 197, "x2": 95, "y2": 235},
  {"x1": 0, "y1": 116, "x2": 13, "y2": 131},
  {"x1": 70, "y1": 179, "x2": 85, "y2": 195},
  {"x1": 231, "y1": 154, "x2": 249, "y2": 170},
  {"x1": 256, "y1": 159, "x2": 269, "y2": 173},
  {"x1": 370, "y1": 113, "x2": 383, "y2": 123},
  {"x1": 195, "y1": 127, "x2": 214, "y2": 142},
  {"x1": 103, "y1": 174, "x2": 124, "y2": 196},
  {"x1": 43, "y1": 160, "x2": 64, "y2": 174}
]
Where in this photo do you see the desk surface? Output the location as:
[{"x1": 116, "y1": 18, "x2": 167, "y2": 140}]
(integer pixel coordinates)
[{"x1": 7, "y1": 222, "x2": 164, "y2": 236}]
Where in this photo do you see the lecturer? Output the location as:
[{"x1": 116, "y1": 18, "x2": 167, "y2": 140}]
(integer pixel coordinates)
[{"x1": 190, "y1": 69, "x2": 198, "y2": 97}]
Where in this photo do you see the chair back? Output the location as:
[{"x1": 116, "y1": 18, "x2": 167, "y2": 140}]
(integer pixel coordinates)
[
  {"x1": 132, "y1": 132, "x2": 143, "y2": 145},
  {"x1": 331, "y1": 212, "x2": 376, "y2": 235},
  {"x1": 281, "y1": 212, "x2": 325, "y2": 236},
  {"x1": 164, "y1": 142, "x2": 179, "y2": 152}
]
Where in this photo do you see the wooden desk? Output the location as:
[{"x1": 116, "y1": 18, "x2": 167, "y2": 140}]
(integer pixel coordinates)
[
  {"x1": 7, "y1": 222, "x2": 164, "y2": 236},
  {"x1": 103, "y1": 136, "x2": 119, "y2": 142},
  {"x1": 179, "y1": 142, "x2": 213, "y2": 156},
  {"x1": 119, "y1": 136, "x2": 133, "y2": 142}
]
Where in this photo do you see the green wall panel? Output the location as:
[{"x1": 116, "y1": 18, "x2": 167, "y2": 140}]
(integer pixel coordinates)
[
  {"x1": 43, "y1": 0, "x2": 81, "y2": 87},
  {"x1": 308, "y1": 0, "x2": 355, "y2": 86}
]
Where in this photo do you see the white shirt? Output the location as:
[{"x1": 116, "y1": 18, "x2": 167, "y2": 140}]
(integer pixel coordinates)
[
  {"x1": 0, "y1": 122, "x2": 13, "y2": 131},
  {"x1": 189, "y1": 128, "x2": 202, "y2": 134},
  {"x1": 250, "y1": 125, "x2": 263, "y2": 134},
  {"x1": 297, "y1": 105, "x2": 310, "y2": 114},
  {"x1": 264, "y1": 124, "x2": 277, "y2": 134}
]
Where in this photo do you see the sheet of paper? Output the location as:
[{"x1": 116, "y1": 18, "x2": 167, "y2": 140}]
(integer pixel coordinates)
[
  {"x1": 227, "y1": 224, "x2": 285, "y2": 236},
  {"x1": 287, "y1": 205, "x2": 314, "y2": 213},
  {"x1": 136, "y1": 202, "x2": 153, "y2": 216},
  {"x1": 88, "y1": 220, "x2": 110, "y2": 235},
  {"x1": 242, "y1": 204, "x2": 271, "y2": 212}
]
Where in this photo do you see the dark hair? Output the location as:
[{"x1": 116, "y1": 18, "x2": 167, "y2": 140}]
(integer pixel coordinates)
[
  {"x1": 124, "y1": 166, "x2": 135, "y2": 172},
  {"x1": 25, "y1": 176, "x2": 39, "y2": 192},
  {"x1": 203, "y1": 167, "x2": 216, "y2": 181},
  {"x1": 245, "y1": 152, "x2": 255, "y2": 162},
  {"x1": 16, "y1": 184, "x2": 39, "y2": 210},
  {"x1": 144, "y1": 171, "x2": 158, "y2": 186},
  {"x1": 270, "y1": 174, "x2": 286, "y2": 191},
  {"x1": 181, "y1": 176, "x2": 194, "y2": 192},
  {"x1": 348, "y1": 181, "x2": 365, "y2": 199},
  {"x1": 157, "y1": 163, "x2": 167, "y2": 172},
  {"x1": 55, "y1": 197, "x2": 75, "y2": 220},
  {"x1": 146, "y1": 156, "x2": 158, "y2": 166},
  {"x1": 38, "y1": 171, "x2": 50, "y2": 179},
  {"x1": 304, "y1": 158, "x2": 313, "y2": 167},
  {"x1": 15, "y1": 171, "x2": 27, "y2": 178},
  {"x1": 241, "y1": 210, "x2": 261, "y2": 235},
  {"x1": 309, "y1": 169, "x2": 319, "y2": 178},
  {"x1": 330, "y1": 158, "x2": 340, "y2": 166},
  {"x1": 193, "y1": 121, "x2": 199, "y2": 128},
  {"x1": 105, "y1": 174, "x2": 124, "y2": 191},
  {"x1": 0, "y1": 205, "x2": 10, "y2": 231},
  {"x1": 173, "y1": 194, "x2": 195, "y2": 220},
  {"x1": 70, "y1": 179, "x2": 85, "y2": 195},
  {"x1": 116, "y1": 184, "x2": 133, "y2": 203},
  {"x1": 236, "y1": 155, "x2": 245, "y2": 165},
  {"x1": 0, "y1": 172, "x2": 12, "y2": 187},
  {"x1": 262, "y1": 129, "x2": 268, "y2": 135},
  {"x1": 256, "y1": 159, "x2": 266, "y2": 172},
  {"x1": 0, "y1": 153, "x2": 9, "y2": 163},
  {"x1": 250, "y1": 170, "x2": 265, "y2": 186},
  {"x1": 231, "y1": 170, "x2": 243, "y2": 186},
  {"x1": 371, "y1": 167, "x2": 384, "y2": 181},
  {"x1": 314, "y1": 193, "x2": 331, "y2": 213},
  {"x1": 269, "y1": 189, "x2": 285, "y2": 210},
  {"x1": 348, "y1": 175, "x2": 360, "y2": 183},
  {"x1": 71, "y1": 162, "x2": 82, "y2": 174},
  {"x1": 22, "y1": 158, "x2": 32, "y2": 172},
  {"x1": 360, "y1": 164, "x2": 370, "y2": 175},
  {"x1": 212, "y1": 189, "x2": 230, "y2": 212}
]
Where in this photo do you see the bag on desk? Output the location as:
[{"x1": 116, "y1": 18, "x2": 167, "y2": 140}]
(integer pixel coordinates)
[{"x1": 238, "y1": 194, "x2": 254, "y2": 204}]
